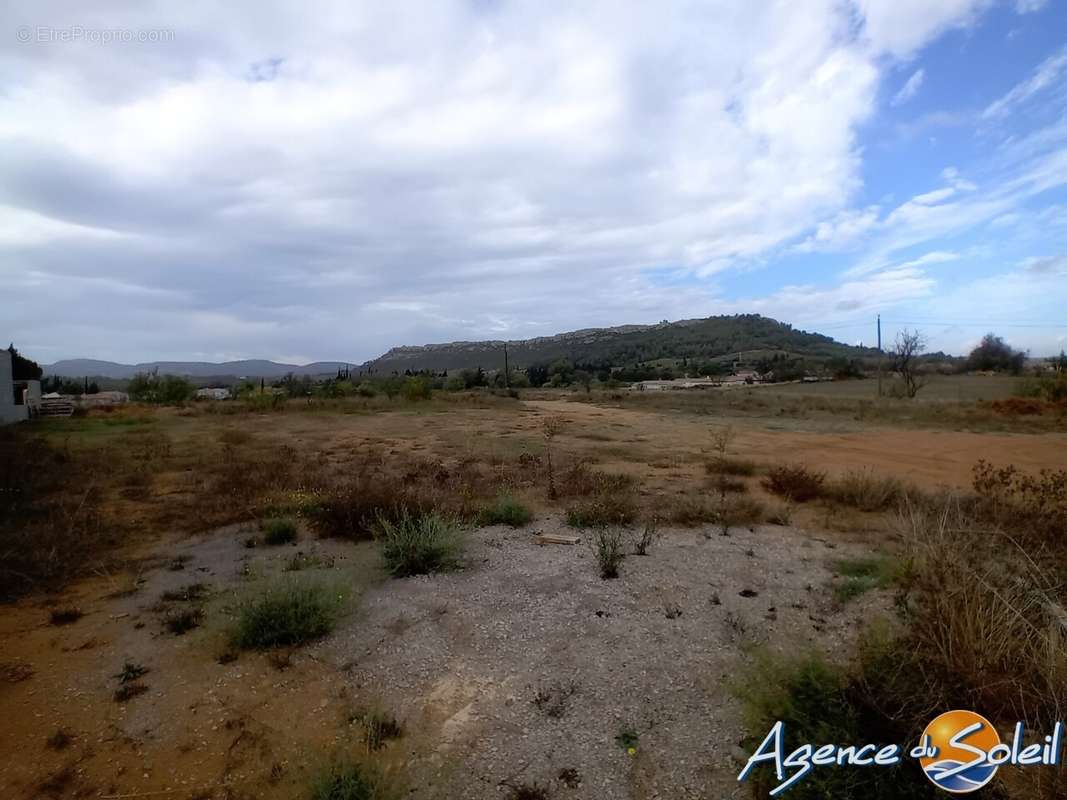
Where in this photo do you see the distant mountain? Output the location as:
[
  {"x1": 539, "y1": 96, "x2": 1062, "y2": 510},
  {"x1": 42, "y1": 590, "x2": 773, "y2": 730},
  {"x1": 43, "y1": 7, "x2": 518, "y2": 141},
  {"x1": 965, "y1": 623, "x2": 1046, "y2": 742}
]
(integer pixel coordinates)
[
  {"x1": 362, "y1": 314, "x2": 878, "y2": 373},
  {"x1": 44, "y1": 315, "x2": 877, "y2": 380},
  {"x1": 44, "y1": 359, "x2": 350, "y2": 379}
]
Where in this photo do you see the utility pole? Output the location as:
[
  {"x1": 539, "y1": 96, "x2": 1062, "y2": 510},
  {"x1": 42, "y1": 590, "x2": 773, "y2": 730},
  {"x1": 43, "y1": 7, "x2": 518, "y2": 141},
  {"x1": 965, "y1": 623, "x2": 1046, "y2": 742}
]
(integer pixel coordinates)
[
  {"x1": 503, "y1": 342, "x2": 510, "y2": 389},
  {"x1": 876, "y1": 314, "x2": 883, "y2": 398}
]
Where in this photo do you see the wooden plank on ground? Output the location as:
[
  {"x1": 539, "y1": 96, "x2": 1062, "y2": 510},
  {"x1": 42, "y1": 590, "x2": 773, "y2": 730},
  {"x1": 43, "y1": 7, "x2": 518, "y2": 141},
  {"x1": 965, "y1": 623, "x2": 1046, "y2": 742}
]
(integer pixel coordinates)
[{"x1": 534, "y1": 533, "x2": 581, "y2": 546}]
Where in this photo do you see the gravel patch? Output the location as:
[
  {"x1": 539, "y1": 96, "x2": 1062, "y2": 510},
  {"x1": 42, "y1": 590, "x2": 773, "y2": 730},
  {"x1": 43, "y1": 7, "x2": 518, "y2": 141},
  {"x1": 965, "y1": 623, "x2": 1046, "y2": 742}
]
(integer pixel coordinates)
[{"x1": 324, "y1": 516, "x2": 877, "y2": 799}]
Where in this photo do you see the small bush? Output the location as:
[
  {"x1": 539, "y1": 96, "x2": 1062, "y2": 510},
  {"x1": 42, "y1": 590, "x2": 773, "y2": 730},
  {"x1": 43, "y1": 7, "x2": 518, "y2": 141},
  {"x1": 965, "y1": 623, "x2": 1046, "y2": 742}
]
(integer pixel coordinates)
[
  {"x1": 49, "y1": 607, "x2": 83, "y2": 626},
  {"x1": 761, "y1": 464, "x2": 824, "y2": 502},
  {"x1": 160, "y1": 582, "x2": 208, "y2": 603},
  {"x1": 722, "y1": 495, "x2": 766, "y2": 527},
  {"x1": 480, "y1": 492, "x2": 533, "y2": 527},
  {"x1": 705, "y1": 457, "x2": 758, "y2": 476},
  {"x1": 263, "y1": 517, "x2": 298, "y2": 545},
  {"x1": 231, "y1": 582, "x2": 341, "y2": 649},
  {"x1": 831, "y1": 556, "x2": 902, "y2": 604},
  {"x1": 633, "y1": 522, "x2": 659, "y2": 555},
  {"x1": 378, "y1": 513, "x2": 465, "y2": 577},
  {"x1": 349, "y1": 708, "x2": 404, "y2": 751},
  {"x1": 164, "y1": 607, "x2": 204, "y2": 635},
  {"x1": 504, "y1": 783, "x2": 550, "y2": 800},
  {"x1": 113, "y1": 661, "x2": 148, "y2": 683},
  {"x1": 592, "y1": 529, "x2": 625, "y2": 579},
  {"x1": 734, "y1": 647, "x2": 929, "y2": 799},
  {"x1": 557, "y1": 461, "x2": 636, "y2": 497},
  {"x1": 565, "y1": 496, "x2": 635, "y2": 528},
  {"x1": 824, "y1": 470, "x2": 906, "y2": 512},
  {"x1": 310, "y1": 476, "x2": 433, "y2": 541},
  {"x1": 45, "y1": 729, "x2": 73, "y2": 750},
  {"x1": 311, "y1": 759, "x2": 398, "y2": 800}
]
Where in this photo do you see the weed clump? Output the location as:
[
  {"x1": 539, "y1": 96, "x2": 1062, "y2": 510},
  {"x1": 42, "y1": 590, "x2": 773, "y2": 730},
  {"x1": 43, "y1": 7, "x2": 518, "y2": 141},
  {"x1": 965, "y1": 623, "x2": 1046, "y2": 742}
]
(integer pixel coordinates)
[
  {"x1": 378, "y1": 513, "x2": 465, "y2": 577},
  {"x1": 830, "y1": 556, "x2": 902, "y2": 604},
  {"x1": 734, "y1": 646, "x2": 929, "y2": 799},
  {"x1": 565, "y1": 495, "x2": 635, "y2": 528},
  {"x1": 49, "y1": 608, "x2": 83, "y2": 626},
  {"x1": 113, "y1": 661, "x2": 148, "y2": 683},
  {"x1": 349, "y1": 707, "x2": 404, "y2": 751},
  {"x1": 311, "y1": 759, "x2": 397, "y2": 800},
  {"x1": 704, "y1": 457, "x2": 759, "y2": 476},
  {"x1": 824, "y1": 470, "x2": 907, "y2": 512},
  {"x1": 480, "y1": 492, "x2": 533, "y2": 527},
  {"x1": 633, "y1": 521, "x2": 659, "y2": 555},
  {"x1": 164, "y1": 607, "x2": 204, "y2": 635},
  {"x1": 263, "y1": 517, "x2": 298, "y2": 545},
  {"x1": 762, "y1": 464, "x2": 825, "y2": 502},
  {"x1": 231, "y1": 581, "x2": 341, "y2": 649},
  {"x1": 592, "y1": 529, "x2": 625, "y2": 579}
]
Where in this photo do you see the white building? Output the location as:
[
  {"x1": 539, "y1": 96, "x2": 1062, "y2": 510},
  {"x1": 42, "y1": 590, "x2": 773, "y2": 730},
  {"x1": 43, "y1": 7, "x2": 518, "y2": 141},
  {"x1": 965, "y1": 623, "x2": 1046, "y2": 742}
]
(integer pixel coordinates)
[
  {"x1": 0, "y1": 350, "x2": 28, "y2": 424},
  {"x1": 196, "y1": 387, "x2": 232, "y2": 400}
]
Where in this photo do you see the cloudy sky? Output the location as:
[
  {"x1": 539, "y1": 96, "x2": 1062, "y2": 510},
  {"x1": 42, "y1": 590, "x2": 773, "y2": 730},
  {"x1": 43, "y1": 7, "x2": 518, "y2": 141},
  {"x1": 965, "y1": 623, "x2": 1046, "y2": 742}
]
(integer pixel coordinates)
[{"x1": 3, "y1": 1, "x2": 1067, "y2": 364}]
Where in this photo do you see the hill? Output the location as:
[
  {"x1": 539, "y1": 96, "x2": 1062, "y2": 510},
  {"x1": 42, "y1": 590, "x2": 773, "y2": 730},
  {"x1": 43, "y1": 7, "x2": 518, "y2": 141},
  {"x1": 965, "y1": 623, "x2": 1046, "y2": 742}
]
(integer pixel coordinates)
[
  {"x1": 44, "y1": 359, "x2": 349, "y2": 379},
  {"x1": 362, "y1": 314, "x2": 877, "y2": 373}
]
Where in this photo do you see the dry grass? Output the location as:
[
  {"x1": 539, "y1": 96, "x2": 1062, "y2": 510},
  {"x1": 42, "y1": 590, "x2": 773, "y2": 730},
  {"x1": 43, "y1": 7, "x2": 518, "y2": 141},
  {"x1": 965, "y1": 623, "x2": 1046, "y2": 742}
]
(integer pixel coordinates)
[
  {"x1": 761, "y1": 463, "x2": 825, "y2": 502},
  {"x1": 823, "y1": 469, "x2": 908, "y2": 512}
]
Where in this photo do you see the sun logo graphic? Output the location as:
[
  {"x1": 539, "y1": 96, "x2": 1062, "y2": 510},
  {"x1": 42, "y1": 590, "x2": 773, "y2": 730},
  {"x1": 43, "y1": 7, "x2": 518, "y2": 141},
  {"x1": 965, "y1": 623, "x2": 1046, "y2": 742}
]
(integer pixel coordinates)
[{"x1": 918, "y1": 710, "x2": 1001, "y2": 793}]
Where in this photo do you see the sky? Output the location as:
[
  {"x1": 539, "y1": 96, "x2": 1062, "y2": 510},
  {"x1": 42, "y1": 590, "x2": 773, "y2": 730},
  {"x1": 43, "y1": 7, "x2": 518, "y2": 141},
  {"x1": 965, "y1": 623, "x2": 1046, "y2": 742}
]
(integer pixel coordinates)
[{"x1": 2, "y1": 0, "x2": 1067, "y2": 365}]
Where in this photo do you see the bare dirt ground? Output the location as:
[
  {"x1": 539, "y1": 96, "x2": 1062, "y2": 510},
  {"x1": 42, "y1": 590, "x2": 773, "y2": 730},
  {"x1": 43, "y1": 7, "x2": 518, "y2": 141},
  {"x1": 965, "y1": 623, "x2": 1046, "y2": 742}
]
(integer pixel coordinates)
[
  {"x1": 0, "y1": 515, "x2": 879, "y2": 800},
  {"x1": 2, "y1": 391, "x2": 1064, "y2": 799}
]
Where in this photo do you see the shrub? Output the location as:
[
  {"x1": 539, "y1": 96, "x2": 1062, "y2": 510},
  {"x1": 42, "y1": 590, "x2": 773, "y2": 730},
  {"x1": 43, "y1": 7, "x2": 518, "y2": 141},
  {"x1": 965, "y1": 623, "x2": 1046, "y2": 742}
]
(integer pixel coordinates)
[
  {"x1": 565, "y1": 495, "x2": 636, "y2": 528},
  {"x1": 1016, "y1": 371, "x2": 1067, "y2": 403},
  {"x1": 349, "y1": 707, "x2": 404, "y2": 751},
  {"x1": 504, "y1": 783, "x2": 550, "y2": 800},
  {"x1": 231, "y1": 581, "x2": 341, "y2": 649},
  {"x1": 244, "y1": 392, "x2": 286, "y2": 412},
  {"x1": 971, "y1": 459, "x2": 1067, "y2": 544},
  {"x1": 723, "y1": 495, "x2": 766, "y2": 527},
  {"x1": 667, "y1": 495, "x2": 716, "y2": 526},
  {"x1": 761, "y1": 464, "x2": 825, "y2": 502},
  {"x1": 824, "y1": 470, "x2": 906, "y2": 512},
  {"x1": 49, "y1": 608, "x2": 83, "y2": 626},
  {"x1": 592, "y1": 529, "x2": 625, "y2": 579},
  {"x1": 633, "y1": 522, "x2": 659, "y2": 555},
  {"x1": 897, "y1": 496, "x2": 1067, "y2": 728},
  {"x1": 310, "y1": 475, "x2": 434, "y2": 540},
  {"x1": 480, "y1": 492, "x2": 533, "y2": 527},
  {"x1": 127, "y1": 372, "x2": 194, "y2": 404},
  {"x1": 263, "y1": 517, "x2": 298, "y2": 545},
  {"x1": 311, "y1": 759, "x2": 398, "y2": 800},
  {"x1": 378, "y1": 513, "x2": 465, "y2": 577},
  {"x1": 704, "y1": 457, "x2": 758, "y2": 476},
  {"x1": 556, "y1": 461, "x2": 636, "y2": 497},
  {"x1": 830, "y1": 556, "x2": 902, "y2": 604},
  {"x1": 164, "y1": 607, "x2": 204, "y2": 635},
  {"x1": 734, "y1": 647, "x2": 930, "y2": 799}
]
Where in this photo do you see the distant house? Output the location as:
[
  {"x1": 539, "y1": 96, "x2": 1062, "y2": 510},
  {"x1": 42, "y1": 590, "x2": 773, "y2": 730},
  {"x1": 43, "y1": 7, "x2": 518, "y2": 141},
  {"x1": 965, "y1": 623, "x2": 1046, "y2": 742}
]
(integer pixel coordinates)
[
  {"x1": 79, "y1": 391, "x2": 129, "y2": 408},
  {"x1": 196, "y1": 387, "x2": 232, "y2": 400},
  {"x1": 0, "y1": 350, "x2": 28, "y2": 424}
]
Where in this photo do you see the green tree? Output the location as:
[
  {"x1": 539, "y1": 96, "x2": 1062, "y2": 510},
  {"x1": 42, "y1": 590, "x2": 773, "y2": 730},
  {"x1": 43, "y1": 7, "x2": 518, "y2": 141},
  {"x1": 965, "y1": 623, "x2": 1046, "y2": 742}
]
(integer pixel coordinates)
[
  {"x1": 966, "y1": 333, "x2": 1026, "y2": 374},
  {"x1": 7, "y1": 345, "x2": 42, "y2": 380}
]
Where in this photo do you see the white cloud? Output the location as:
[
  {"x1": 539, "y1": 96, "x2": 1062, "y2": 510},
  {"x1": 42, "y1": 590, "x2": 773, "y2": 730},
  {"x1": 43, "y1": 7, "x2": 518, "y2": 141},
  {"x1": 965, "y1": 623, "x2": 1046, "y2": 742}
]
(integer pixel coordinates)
[
  {"x1": 891, "y1": 68, "x2": 925, "y2": 106},
  {"x1": 2, "y1": 0, "x2": 1057, "y2": 362},
  {"x1": 1019, "y1": 255, "x2": 1067, "y2": 275},
  {"x1": 852, "y1": 0, "x2": 993, "y2": 58},
  {"x1": 795, "y1": 206, "x2": 881, "y2": 252},
  {"x1": 983, "y1": 45, "x2": 1067, "y2": 119},
  {"x1": 1015, "y1": 0, "x2": 1048, "y2": 13}
]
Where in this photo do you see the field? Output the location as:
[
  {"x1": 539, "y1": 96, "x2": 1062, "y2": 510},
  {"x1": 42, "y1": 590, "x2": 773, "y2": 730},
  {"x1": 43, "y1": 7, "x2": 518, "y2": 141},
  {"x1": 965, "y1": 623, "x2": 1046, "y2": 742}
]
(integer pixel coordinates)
[{"x1": 1, "y1": 376, "x2": 1065, "y2": 800}]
